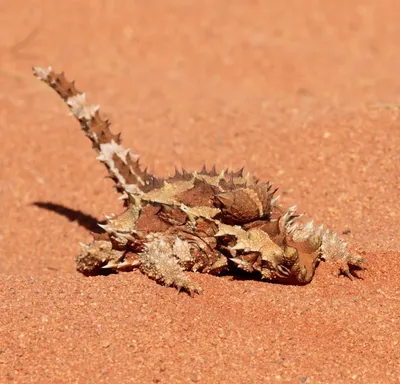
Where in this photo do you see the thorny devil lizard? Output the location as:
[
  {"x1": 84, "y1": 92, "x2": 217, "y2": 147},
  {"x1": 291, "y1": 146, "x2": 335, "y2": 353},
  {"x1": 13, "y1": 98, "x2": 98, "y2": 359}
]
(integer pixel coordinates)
[{"x1": 33, "y1": 66, "x2": 366, "y2": 295}]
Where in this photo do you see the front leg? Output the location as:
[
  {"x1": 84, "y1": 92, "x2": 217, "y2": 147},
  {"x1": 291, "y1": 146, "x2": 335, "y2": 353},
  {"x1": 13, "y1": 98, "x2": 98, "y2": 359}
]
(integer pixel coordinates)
[
  {"x1": 288, "y1": 221, "x2": 366, "y2": 279},
  {"x1": 139, "y1": 235, "x2": 203, "y2": 296},
  {"x1": 320, "y1": 229, "x2": 366, "y2": 278}
]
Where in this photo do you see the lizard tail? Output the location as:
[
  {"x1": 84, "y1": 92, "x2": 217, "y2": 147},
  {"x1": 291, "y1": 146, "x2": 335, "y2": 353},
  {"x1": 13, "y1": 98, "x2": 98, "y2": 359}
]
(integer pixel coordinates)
[{"x1": 33, "y1": 66, "x2": 160, "y2": 196}]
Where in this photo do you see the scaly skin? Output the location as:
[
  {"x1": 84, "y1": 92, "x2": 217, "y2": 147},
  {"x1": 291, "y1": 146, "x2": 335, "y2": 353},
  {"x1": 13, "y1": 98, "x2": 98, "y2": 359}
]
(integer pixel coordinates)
[{"x1": 33, "y1": 66, "x2": 366, "y2": 295}]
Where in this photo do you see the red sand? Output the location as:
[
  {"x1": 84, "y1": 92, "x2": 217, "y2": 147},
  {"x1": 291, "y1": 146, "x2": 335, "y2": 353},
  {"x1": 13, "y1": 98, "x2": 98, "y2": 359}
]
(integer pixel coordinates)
[{"x1": 0, "y1": 1, "x2": 399, "y2": 383}]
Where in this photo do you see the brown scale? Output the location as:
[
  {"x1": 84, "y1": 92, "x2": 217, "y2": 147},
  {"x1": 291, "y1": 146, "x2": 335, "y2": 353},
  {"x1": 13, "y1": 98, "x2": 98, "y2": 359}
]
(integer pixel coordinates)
[
  {"x1": 178, "y1": 178, "x2": 218, "y2": 207},
  {"x1": 243, "y1": 219, "x2": 282, "y2": 244},
  {"x1": 158, "y1": 206, "x2": 188, "y2": 226},
  {"x1": 214, "y1": 184, "x2": 275, "y2": 224},
  {"x1": 195, "y1": 218, "x2": 219, "y2": 237},
  {"x1": 135, "y1": 205, "x2": 171, "y2": 233}
]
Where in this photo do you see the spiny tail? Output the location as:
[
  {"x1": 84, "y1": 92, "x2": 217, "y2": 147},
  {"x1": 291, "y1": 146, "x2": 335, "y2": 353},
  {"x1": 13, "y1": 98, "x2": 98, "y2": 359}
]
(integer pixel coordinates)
[{"x1": 32, "y1": 66, "x2": 159, "y2": 196}]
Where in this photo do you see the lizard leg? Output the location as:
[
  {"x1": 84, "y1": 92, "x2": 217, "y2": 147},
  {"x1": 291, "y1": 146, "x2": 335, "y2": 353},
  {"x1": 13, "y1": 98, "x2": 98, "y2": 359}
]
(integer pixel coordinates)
[
  {"x1": 139, "y1": 235, "x2": 203, "y2": 296},
  {"x1": 320, "y1": 229, "x2": 366, "y2": 278},
  {"x1": 287, "y1": 220, "x2": 365, "y2": 280}
]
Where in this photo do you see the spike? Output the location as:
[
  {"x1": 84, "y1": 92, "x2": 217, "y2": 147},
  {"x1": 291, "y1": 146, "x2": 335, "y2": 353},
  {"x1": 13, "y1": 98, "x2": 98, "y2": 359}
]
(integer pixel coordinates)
[
  {"x1": 235, "y1": 167, "x2": 244, "y2": 178},
  {"x1": 214, "y1": 229, "x2": 225, "y2": 237},
  {"x1": 230, "y1": 258, "x2": 254, "y2": 273},
  {"x1": 304, "y1": 221, "x2": 314, "y2": 230},
  {"x1": 116, "y1": 147, "x2": 130, "y2": 161},
  {"x1": 232, "y1": 241, "x2": 247, "y2": 250},
  {"x1": 288, "y1": 223, "x2": 299, "y2": 234},
  {"x1": 101, "y1": 259, "x2": 140, "y2": 270},
  {"x1": 296, "y1": 213, "x2": 305, "y2": 221},
  {"x1": 174, "y1": 167, "x2": 182, "y2": 177},
  {"x1": 101, "y1": 261, "x2": 117, "y2": 269},
  {"x1": 271, "y1": 195, "x2": 281, "y2": 205},
  {"x1": 118, "y1": 193, "x2": 129, "y2": 200},
  {"x1": 97, "y1": 224, "x2": 115, "y2": 234},
  {"x1": 244, "y1": 172, "x2": 253, "y2": 184},
  {"x1": 210, "y1": 164, "x2": 217, "y2": 176},
  {"x1": 117, "y1": 233, "x2": 136, "y2": 242}
]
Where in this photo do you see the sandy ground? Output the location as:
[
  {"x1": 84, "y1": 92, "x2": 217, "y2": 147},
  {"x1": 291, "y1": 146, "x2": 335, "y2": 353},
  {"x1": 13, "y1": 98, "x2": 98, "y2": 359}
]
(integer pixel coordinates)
[{"x1": 0, "y1": 1, "x2": 399, "y2": 383}]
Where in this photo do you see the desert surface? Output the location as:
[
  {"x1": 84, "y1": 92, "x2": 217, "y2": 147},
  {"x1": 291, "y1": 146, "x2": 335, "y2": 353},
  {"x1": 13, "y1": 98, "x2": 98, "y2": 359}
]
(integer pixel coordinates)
[{"x1": 0, "y1": 1, "x2": 399, "y2": 383}]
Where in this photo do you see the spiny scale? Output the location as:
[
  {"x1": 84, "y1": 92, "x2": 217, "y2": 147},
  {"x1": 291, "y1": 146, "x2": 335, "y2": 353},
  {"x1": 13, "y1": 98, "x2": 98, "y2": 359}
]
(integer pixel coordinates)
[{"x1": 33, "y1": 66, "x2": 366, "y2": 295}]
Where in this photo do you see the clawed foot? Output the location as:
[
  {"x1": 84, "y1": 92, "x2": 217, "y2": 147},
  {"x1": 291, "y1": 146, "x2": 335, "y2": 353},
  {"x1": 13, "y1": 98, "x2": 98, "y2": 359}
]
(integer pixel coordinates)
[
  {"x1": 322, "y1": 248, "x2": 366, "y2": 280},
  {"x1": 319, "y1": 229, "x2": 367, "y2": 280},
  {"x1": 176, "y1": 281, "x2": 203, "y2": 297},
  {"x1": 334, "y1": 257, "x2": 367, "y2": 280}
]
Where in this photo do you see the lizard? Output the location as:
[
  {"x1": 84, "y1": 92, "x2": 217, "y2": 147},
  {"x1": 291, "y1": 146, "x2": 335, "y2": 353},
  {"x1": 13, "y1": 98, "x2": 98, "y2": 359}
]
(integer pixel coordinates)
[{"x1": 33, "y1": 66, "x2": 365, "y2": 295}]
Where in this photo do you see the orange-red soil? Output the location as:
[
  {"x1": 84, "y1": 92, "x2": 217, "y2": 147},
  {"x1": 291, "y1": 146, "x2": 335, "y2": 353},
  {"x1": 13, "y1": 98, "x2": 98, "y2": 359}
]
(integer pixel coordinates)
[{"x1": 0, "y1": 1, "x2": 399, "y2": 383}]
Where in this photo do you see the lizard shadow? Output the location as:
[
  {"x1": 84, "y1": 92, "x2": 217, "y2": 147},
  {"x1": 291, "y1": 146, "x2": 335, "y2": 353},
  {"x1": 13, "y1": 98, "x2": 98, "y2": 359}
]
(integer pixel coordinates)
[
  {"x1": 32, "y1": 201, "x2": 106, "y2": 234},
  {"x1": 33, "y1": 202, "x2": 120, "y2": 276}
]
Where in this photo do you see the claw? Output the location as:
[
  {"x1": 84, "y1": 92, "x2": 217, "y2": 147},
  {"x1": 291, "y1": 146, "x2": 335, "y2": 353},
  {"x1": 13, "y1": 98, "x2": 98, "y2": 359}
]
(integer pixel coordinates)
[
  {"x1": 271, "y1": 195, "x2": 280, "y2": 206},
  {"x1": 98, "y1": 223, "x2": 115, "y2": 233},
  {"x1": 341, "y1": 266, "x2": 355, "y2": 280}
]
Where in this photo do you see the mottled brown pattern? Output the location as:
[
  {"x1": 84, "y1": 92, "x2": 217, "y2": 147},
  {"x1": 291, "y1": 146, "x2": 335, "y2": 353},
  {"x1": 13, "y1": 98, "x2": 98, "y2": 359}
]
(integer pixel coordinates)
[{"x1": 33, "y1": 66, "x2": 365, "y2": 295}]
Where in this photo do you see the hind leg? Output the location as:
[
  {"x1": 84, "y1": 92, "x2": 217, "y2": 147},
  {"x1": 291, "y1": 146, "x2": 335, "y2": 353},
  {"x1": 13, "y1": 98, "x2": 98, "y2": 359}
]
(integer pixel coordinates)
[{"x1": 139, "y1": 235, "x2": 203, "y2": 296}]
